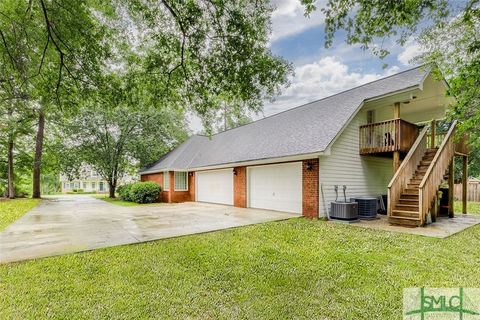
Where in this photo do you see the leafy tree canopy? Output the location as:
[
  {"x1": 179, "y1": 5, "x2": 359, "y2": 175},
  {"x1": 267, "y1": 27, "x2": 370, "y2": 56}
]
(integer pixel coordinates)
[{"x1": 61, "y1": 74, "x2": 187, "y2": 198}]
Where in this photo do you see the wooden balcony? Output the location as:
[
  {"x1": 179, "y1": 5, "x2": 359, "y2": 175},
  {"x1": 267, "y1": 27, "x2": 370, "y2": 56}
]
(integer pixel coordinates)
[{"x1": 359, "y1": 119, "x2": 419, "y2": 156}]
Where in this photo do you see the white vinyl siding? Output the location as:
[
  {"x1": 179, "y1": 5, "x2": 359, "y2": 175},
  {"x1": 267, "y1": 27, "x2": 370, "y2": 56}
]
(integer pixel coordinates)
[
  {"x1": 319, "y1": 110, "x2": 393, "y2": 217},
  {"x1": 163, "y1": 171, "x2": 170, "y2": 190},
  {"x1": 174, "y1": 171, "x2": 188, "y2": 191}
]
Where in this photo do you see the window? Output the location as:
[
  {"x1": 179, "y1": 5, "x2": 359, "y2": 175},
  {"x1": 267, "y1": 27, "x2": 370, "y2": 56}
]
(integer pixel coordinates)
[
  {"x1": 63, "y1": 182, "x2": 67, "y2": 189},
  {"x1": 99, "y1": 181, "x2": 104, "y2": 191},
  {"x1": 83, "y1": 182, "x2": 87, "y2": 189},
  {"x1": 163, "y1": 171, "x2": 170, "y2": 191},
  {"x1": 174, "y1": 171, "x2": 188, "y2": 191},
  {"x1": 92, "y1": 182, "x2": 96, "y2": 190},
  {"x1": 367, "y1": 110, "x2": 375, "y2": 124}
]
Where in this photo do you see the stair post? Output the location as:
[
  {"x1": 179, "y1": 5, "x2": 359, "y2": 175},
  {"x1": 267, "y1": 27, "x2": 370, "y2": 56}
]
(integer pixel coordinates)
[
  {"x1": 393, "y1": 102, "x2": 401, "y2": 172},
  {"x1": 463, "y1": 155, "x2": 468, "y2": 214},
  {"x1": 448, "y1": 159, "x2": 454, "y2": 218},
  {"x1": 430, "y1": 119, "x2": 436, "y2": 149}
]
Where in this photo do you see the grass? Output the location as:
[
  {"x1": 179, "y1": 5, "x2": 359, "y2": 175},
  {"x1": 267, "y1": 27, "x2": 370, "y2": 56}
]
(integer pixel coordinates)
[
  {"x1": 93, "y1": 194, "x2": 141, "y2": 207},
  {"x1": 1, "y1": 217, "x2": 479, "y2": 319},
  {"x1": 0, "y1": 198, "x2": 39, "y2": 231},
  {"x1": 454, "y1": 201, "x2": 480, "y2": 214}
]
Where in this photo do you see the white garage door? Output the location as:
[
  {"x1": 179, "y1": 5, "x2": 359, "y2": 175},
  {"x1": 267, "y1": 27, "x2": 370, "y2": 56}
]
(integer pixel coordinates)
[
  {"x1": 196, "y1": 169, "x2": 234, "y2": 205},
  {"x1": 248, "y1": 162, "x2": 302, "y2": 213}
]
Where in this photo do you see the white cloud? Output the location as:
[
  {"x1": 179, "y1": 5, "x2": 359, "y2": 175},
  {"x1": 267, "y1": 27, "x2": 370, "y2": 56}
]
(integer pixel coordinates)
[
  {"x1": 397, "y1": 39, "x2": 424, "y2": 66},
  {"x1": 262, "y1": 56, "x2": 400, "y2": 116},
  {"x1": 188, "y1": 57, "x2": 401, "y2": 132},
  {"x1": 270, "y1": 0, "x2": 325, "y2": 42}
]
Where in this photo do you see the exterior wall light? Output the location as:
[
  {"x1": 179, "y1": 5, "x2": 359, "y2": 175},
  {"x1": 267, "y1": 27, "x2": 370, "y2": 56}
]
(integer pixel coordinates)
[{"x1": 306, "y1": 162, "x2": 314, "y2": 171}]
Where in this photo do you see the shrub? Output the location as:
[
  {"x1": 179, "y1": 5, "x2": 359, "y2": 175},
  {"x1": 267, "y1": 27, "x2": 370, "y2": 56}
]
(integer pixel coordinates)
[
  {"x1": 129, "y1": 182, "x2": 161, "y2": 204},
  {"x1": 117, "y1": 183, "x2": 134, "y2": 201}
]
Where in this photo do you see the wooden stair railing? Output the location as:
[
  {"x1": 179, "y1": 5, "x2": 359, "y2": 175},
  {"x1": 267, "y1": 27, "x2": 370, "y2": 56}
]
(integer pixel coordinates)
[
  {"x1": 388, "y1": 126, "x2": 429, "y2": 217},
  {"x1": 418, "y1": 120, "x2": 458, "y2": 223}
]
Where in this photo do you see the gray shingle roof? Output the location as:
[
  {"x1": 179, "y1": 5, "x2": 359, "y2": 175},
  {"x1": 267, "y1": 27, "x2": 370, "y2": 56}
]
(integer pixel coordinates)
[{"x1": 140, "y1": 66, "x2": 429, "y2": 173}]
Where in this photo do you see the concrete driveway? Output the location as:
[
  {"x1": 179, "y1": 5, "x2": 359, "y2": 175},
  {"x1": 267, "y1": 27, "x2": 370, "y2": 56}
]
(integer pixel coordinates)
[{"x1": 0, "y1": 195, "x2": 299, "y2": 264}]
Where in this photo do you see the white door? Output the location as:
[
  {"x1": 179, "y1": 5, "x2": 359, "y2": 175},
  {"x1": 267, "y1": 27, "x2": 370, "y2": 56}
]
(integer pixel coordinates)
[
  {"x1": 196, "y1": 169, "x2": 234, "y2": 205},
  {"x1": 248, "y1": 162, "x2": 302, "y2": 213}
]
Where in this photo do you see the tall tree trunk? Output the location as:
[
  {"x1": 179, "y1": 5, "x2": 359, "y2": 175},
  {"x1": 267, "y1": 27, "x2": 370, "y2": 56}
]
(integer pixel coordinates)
[
  {"x1": 32, "y1": 109, "x2": 45, "y2": 199},
  {"x1": 7, "y1": 137, "x2": 15, "y2": 199},
  {"x1": 108, "y1": 182, "x2": 116, "y2": 198}
]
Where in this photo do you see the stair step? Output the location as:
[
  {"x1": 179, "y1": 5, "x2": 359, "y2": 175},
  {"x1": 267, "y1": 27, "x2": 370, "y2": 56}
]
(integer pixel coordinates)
[
  {"x1": 407, "y1": 184, "x2": 421, "y2": 189},
  {"x1": 394, "y1": 204, "x2": 419, "y2": 212},
  {"x1": 390, "y1": 213, "x2": 420, "y2": 220},
  {"x1": 392, "y1": 211, "x2": 420, "y2": 219},
  {"x1": 420, "y1": 160, "x2": 433, "y2": 166},
  {"x1": 388, "y1": 216, "x2": 421, "y2": 227},
  {"x1": 404, "y1": 188, "x2": 419, "y2": 194},
  {"x1": 401, "y1": 193, "x2": 419, "y2": 199},
  {"x1": 399, "y1": 199, "x2": 419, "y2": 205}
]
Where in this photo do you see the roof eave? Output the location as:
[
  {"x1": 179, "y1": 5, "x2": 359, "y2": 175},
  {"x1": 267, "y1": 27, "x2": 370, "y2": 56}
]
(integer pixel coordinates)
[{"x1": 138, "y1": 151, "x2": 326, "y2": 174}]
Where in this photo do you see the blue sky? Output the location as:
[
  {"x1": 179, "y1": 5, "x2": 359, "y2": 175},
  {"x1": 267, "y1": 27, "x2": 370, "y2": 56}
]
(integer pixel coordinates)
[{"x1": 262, "y1": 0, "x2": 421, "y2": 118}]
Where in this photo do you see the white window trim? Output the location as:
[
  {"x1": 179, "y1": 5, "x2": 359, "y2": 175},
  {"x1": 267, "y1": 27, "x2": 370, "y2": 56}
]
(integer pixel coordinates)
[
  {"x1": 174, "y1": 171, "x2": 188, "y2": 191},
  {"x1": 163, "y1": 171, "x2": 170, "y2": 191}
]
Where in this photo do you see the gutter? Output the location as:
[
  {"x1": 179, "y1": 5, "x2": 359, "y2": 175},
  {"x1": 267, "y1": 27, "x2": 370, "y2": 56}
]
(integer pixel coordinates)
[{"x1": 139, "y1": 151, "x2": 326, "y2": 175}]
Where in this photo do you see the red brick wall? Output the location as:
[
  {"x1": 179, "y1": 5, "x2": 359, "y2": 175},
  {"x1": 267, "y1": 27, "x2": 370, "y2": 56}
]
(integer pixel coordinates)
[
  {"x1": 234, "y1": 166, "x2": 246, "y2": 208},
  {"x1": 141, "y1": 171, "x2": 195, "y2": 203},
  {"x1": 302, "y1": 159, "x2": 319, "y2": 218},
  {"x1": 188, "y1": 173, "x2": 195, "y2": 201}
]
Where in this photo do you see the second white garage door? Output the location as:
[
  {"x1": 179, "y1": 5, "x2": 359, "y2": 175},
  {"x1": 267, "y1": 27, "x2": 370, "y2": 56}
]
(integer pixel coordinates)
[
  {"x1": 247, "y1": 162, "x2": 302, "y2": 214},
  {"x1": 196, "y1": 169, "x2": 234, "y2": 205}
]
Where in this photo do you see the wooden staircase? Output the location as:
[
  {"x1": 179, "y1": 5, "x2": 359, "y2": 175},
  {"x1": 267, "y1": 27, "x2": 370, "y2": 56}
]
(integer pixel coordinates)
[
  {"x1": 389, "y1": 148, "x2": 437, "y2": 226},
  {"x1": 387, "y1": 120, "x2": 459, "y2": 227}
]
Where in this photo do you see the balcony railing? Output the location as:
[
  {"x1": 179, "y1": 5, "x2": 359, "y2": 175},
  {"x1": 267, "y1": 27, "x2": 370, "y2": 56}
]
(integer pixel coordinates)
[{"x1": 359, "y1": 119, "x2": 419, "y2": 155}]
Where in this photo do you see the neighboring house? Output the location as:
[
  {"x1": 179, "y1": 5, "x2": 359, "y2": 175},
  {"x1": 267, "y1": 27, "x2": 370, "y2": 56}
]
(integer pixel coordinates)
[
  {"x1": 60, "y1": 166, "x2": 137, "y2": 194},
  {"x1": 140, "y1": 66, "x2": 469, "y2": 227},
  {"x1": 61, "y1": 169, "x2": 109, "y2": 193}
]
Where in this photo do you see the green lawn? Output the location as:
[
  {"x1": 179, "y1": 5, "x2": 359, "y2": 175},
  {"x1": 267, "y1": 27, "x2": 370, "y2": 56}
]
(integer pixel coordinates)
[
  {"x1": 454, "y1": 201, "x2": 480, "y2": 214},
  {"x1": 93, "y1": 194, "x2": 141, "y2": 207},
  {"x1": 1, "y1": 216, "x2": 479, "y2": 319},
  {"x1": 0, "y1": 198, "x2": 39, "y2": 231}
]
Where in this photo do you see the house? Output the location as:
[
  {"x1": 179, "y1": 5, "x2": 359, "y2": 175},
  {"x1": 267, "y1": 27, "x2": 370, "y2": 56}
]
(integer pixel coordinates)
[
  {"x1": 140, "y1": 66, "x2": 469, "y2": 227},
  {"x1": 61, "y1": 168, "x2": 109, "y2": 193},
  {"x1": 60, "y1": 165, "x2": 136, "y2": 194}
]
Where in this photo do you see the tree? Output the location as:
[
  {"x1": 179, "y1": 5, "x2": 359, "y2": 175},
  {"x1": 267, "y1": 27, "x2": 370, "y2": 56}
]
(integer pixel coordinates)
[
  {"x1": 119, "y1": 0, "x2": 292, "y2": 134},
  {"x1": 0, "y1": 0, "x2": 113, "y2": 198},
  {"x1": 62, "y1": 76, "x2": 187, "y2": 198},
  {"x1": 1, "y1": 0, "x2": 292, "y2": 198}
]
